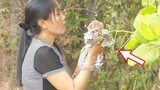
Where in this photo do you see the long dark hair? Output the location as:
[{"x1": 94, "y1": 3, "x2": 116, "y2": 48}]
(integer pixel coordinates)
[{"x1": 17, "y1": 0, "x2": 58, "y2": 86}]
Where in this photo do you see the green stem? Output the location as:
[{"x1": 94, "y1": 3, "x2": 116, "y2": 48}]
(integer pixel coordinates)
[{"x1": 110, "y1": 30, "x2": 133, "y2": 34}]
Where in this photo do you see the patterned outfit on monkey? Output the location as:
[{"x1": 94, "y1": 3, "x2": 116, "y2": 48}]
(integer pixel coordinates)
[{"x1": 78, "y1": 28, "x2": 114, "y2": 69}]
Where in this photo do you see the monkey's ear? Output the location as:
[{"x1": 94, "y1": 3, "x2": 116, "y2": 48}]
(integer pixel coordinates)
[
  {"x1": 87, "y1": 25, "x2": 90, "y2": 30},
  {"x1": 100, "y1": 22, "x2": 104, "y2": 27}
]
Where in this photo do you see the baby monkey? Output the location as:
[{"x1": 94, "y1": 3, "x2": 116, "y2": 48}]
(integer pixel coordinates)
[{"x1": 78, "y1": 20, "x2": 114, "y2": 69}]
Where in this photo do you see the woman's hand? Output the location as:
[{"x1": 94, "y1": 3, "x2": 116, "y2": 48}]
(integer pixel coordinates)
[
  {"x1": 83, "y1": 44, "x2": 103, "y2": 65},
  {"x1": 88, "y1": 44, "x2": 103, "y2": 58}
]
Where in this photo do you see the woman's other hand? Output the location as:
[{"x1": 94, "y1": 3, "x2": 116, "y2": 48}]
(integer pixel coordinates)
[{"x1": 87, "y1": 44, "x2": 103, "y2": 60}]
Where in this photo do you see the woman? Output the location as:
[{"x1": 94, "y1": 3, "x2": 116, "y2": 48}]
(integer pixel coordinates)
[{"x1": 17, "y1": 0, "x2": 103, "y2": 90}]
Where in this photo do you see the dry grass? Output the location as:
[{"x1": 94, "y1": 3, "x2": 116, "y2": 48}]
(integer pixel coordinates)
[
  {"x1": 0, "y1": 51, "x2": 18, "y2": 90},
  {"x1": 0, "y1": 0, "x2": 24, "y2": 90}
]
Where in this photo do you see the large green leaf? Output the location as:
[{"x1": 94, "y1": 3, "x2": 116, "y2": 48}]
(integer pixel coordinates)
[
  {"x1": 138, "y1": 22, "x2": 157, "y2": 40},
  {"x1": 134, "y1": 14, "x2": 145, "y2": 29},
  {"x1": 134, "y1": 30, "x2": 150, "y2": 43},
  {"x1": 128, "y1": 41, "x2": 160, "y2": 66},
  {"x1": 146, "y1": 13, "x2": 160, "y2": 38},
  {"x1": 134, "y1": 6, "x2": 156, "y2": 29},
  {"x1": 124, "y1": 30, "x2": 150, "y2": 50}
]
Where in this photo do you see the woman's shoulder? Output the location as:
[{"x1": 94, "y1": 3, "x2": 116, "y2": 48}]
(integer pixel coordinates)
[
  {"x1": 29, "y1": 38, "x2": 62, "y2": 59},
  {"x1": 36, "y1": 46, "x2": 55, "y2": 56}
]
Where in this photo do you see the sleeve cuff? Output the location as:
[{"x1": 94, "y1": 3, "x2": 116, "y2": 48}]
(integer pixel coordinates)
[{"x1": 43, "y1": 67, "x2": 65, "y2": 78}]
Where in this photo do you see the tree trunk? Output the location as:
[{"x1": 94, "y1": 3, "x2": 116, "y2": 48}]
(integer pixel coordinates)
[
  {"x1": 87, "y1": 1, "x2": 97, "y2": 90},
  {"x1": 87, "y1": 0, "x2": 96, "y2": 22}
]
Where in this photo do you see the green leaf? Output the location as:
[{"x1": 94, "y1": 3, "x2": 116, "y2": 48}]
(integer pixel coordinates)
[
  {"x1": 133, "y1": 6, "x2": 156, "y2": 29},
  {"x1": 139, "y1": 6, "x2": 156, "y2": 15},
  {"x1": 124, "y1": 35, "x2": 139, "y2": 50},
  {"x1": 133, "y1": 30, "x2": 150, "y2": 43},
  {"x1": 138, "y1": 22, "x2": 157, "y2": 40},
  {"x1": 128, "y1": 57, "x2": 136, "y2": 66},
  {"x1": 128, "y1": 41, "x2": 160, "y2": 66},
  {"x1": 134, "y1": 14, "x2": 144, "y2": 29},
  {"x1": 146, "y1": 13, "x2": 160, "y2": 38}
]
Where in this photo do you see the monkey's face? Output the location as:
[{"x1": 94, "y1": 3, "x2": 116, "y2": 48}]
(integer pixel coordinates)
[
  {"x1": 87, "y1": 20, "x2": 103, "y2": 37},
  {"x1": 90, "y1": 28, "x2": 99, "y2": 36}
]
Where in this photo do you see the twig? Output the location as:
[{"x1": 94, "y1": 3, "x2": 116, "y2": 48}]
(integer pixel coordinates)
[{"x1": 133, "y1": 77, "x2": 137, "y2": 90}]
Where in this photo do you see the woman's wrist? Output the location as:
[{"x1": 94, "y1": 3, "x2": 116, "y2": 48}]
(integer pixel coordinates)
[
  {"x1": 78, "y1": 55, "x2": 96, "y2": 71},
  {"x1": 85, "y1": 55, "x2": 97, "y2": 65},
  {"x1": 79, "y1": 64, "x2": 94, "y2": 72}
]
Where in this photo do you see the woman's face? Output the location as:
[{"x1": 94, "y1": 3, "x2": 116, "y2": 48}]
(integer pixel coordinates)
[{"x1": 46, "y1": 7, "x2": 66, "y2": 36}]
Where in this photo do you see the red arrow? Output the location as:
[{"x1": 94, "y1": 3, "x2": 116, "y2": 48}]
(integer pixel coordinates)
[{"x1": 118, "y1": 50, "x2": 145, "y2": 66}]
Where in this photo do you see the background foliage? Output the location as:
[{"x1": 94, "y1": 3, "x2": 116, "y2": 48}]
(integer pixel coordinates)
[{"x1": 0, "y1": 0, "x2": 160, "y2": 90}]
